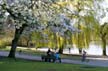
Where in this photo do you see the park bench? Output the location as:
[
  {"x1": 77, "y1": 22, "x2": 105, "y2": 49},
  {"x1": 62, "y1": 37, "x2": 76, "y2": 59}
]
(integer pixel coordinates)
[{"x1": 41, "y1": 55, "x2": 61, "y2": 63}]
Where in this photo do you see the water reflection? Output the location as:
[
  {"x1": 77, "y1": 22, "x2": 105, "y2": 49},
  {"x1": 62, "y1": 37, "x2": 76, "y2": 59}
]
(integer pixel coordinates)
[
  {"x1": 63, "y1": 44, "x2": 108, "y2": 55},
  {"x1": 37, "y1": 44, "x2": 108, "y2": 56}
]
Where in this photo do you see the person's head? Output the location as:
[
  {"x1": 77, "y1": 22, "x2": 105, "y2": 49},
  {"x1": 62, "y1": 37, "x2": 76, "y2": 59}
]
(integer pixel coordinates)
[
  {"x1": 56, "y1": 52, "x2": 59, "y2": 54},
  {"x1": 83, "y1": 50, "x2": 86, "y2": 54},
  {"x1": 48, "y1": 48, "x2": 51, "y2": 51}
]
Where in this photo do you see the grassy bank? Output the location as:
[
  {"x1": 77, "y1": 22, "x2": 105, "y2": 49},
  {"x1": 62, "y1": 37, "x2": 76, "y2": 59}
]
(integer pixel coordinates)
[{"x1": 0, "y1": 58, "x2": 108, "y2": 71}]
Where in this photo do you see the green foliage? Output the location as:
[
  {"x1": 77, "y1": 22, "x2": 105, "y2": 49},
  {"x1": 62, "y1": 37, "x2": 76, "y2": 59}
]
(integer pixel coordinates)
[
  {"x1": 0, "y1": 40, "x2": 7, "y2": 48},
  {"x1": 1, "y1": 0, "x2": 107, "y2": 54}
]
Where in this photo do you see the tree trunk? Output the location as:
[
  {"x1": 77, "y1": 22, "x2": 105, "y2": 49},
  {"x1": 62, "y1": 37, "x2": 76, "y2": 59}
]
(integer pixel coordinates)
[
  {"x1": 103, "y1": 47, "x2": 106, "y2": 56},
  {"x1": 8, "y1": 28, "x2": 21, "y2": 58},
  {"x1": 79, "y1": 48, "x2": 82, "y2": 54},
  {"x1": 27, "y1": 34, "x2": 31, "y2": 48},
  {"x1": 102, "y1": 37, "x2": 107, "y2": 56},
  {"x1": 100, "y1": 23, "x2": 107, "y2": 56},
  {"x1": 58, "y1": 45, "x2": 64, "y2": 54},
  {"x1": 58, "y1": 47, "x2": 63, "y2": 54},
  {"x1": 8, "y1": 39, "x2": 18, "y2": 58},
  {"x1": 58, "y1": 48, "x2": 63, "y2": 54},
  {"x1": 8, "y1": 24, "x2": 27, "y2": 58},
  {"x1": 27, "y1": 39, "x2": 30, "y2": 48}
]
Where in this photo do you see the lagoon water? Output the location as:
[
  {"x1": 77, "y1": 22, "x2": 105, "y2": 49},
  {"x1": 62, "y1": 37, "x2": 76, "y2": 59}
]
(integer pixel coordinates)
[
  {"x1": 63, "y1": 44, "x2": 108, "y2": 55},
  {"x1": 37, "y1": 44, "x2": 108, "y2": 56}
]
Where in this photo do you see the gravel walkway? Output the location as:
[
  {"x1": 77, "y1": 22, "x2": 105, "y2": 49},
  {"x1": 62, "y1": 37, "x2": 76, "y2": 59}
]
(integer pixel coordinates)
[{"x1": 0, "y1": 51, "x2": 108, "y2": 67}]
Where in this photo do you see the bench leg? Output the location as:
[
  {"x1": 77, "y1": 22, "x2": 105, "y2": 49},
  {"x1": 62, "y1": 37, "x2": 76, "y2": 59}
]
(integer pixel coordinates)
[
  {"x1": 41, "y1": 57, "x2": 44, "y2": 61},
  {"x1": 52, "y1": 59, "x2": 55, "y2": 62},
  {"x1": 45, "y1": 58, "x2": 47, "y2": 62},
  {"x1": 59, "y1": 59, "x2": 61, "y2": 63},
  {"x1": 47, "y1": 58, "x2": 51, "y2": 62},
  {"x1": 58, "y1": 58, "x2": 61, "y2": 63}
]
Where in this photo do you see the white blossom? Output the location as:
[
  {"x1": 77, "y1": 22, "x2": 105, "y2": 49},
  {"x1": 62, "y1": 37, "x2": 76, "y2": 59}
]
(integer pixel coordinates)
[{"x1": 0, "y1": 0, "x2": 80, "y2": 37}]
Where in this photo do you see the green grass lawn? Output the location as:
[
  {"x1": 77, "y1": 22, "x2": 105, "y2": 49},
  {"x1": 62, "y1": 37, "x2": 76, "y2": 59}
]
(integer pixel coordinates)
[{"x1": 0, "y1": 58, "x2": 108, "y2": 71}]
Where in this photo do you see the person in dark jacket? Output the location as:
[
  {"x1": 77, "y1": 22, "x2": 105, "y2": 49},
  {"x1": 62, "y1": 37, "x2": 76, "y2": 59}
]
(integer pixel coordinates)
[
  {"x1": 82, "y1": 50, "x2": 87, "y2": 62},
  {"x1": 47, "y1": 48, "x2": 51, "y2": 56}
]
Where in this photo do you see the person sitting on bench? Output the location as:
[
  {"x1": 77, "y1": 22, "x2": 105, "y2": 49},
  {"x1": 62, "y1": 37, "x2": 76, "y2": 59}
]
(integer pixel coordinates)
[
  {"x1": 47, "y1": 48, "x2": 52, "y2": 56},
  {"x1": 46, "y1": 48, "x2": 53, "y2": 62},
  {"x1": 54, "y1": 52, "x2": 61, "y2": 63}
]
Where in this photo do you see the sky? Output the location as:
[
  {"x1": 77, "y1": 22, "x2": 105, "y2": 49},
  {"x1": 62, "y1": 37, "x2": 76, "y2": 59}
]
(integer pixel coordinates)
[{"x1": 100, "y1": 0, "x2": 108, "y2": 25}]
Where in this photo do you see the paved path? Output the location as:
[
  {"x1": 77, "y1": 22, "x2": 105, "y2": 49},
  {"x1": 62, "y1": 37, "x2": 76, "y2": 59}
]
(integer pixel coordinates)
[{"x1": 0, "y1": 51, "x2": 108, "y2": 67}]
